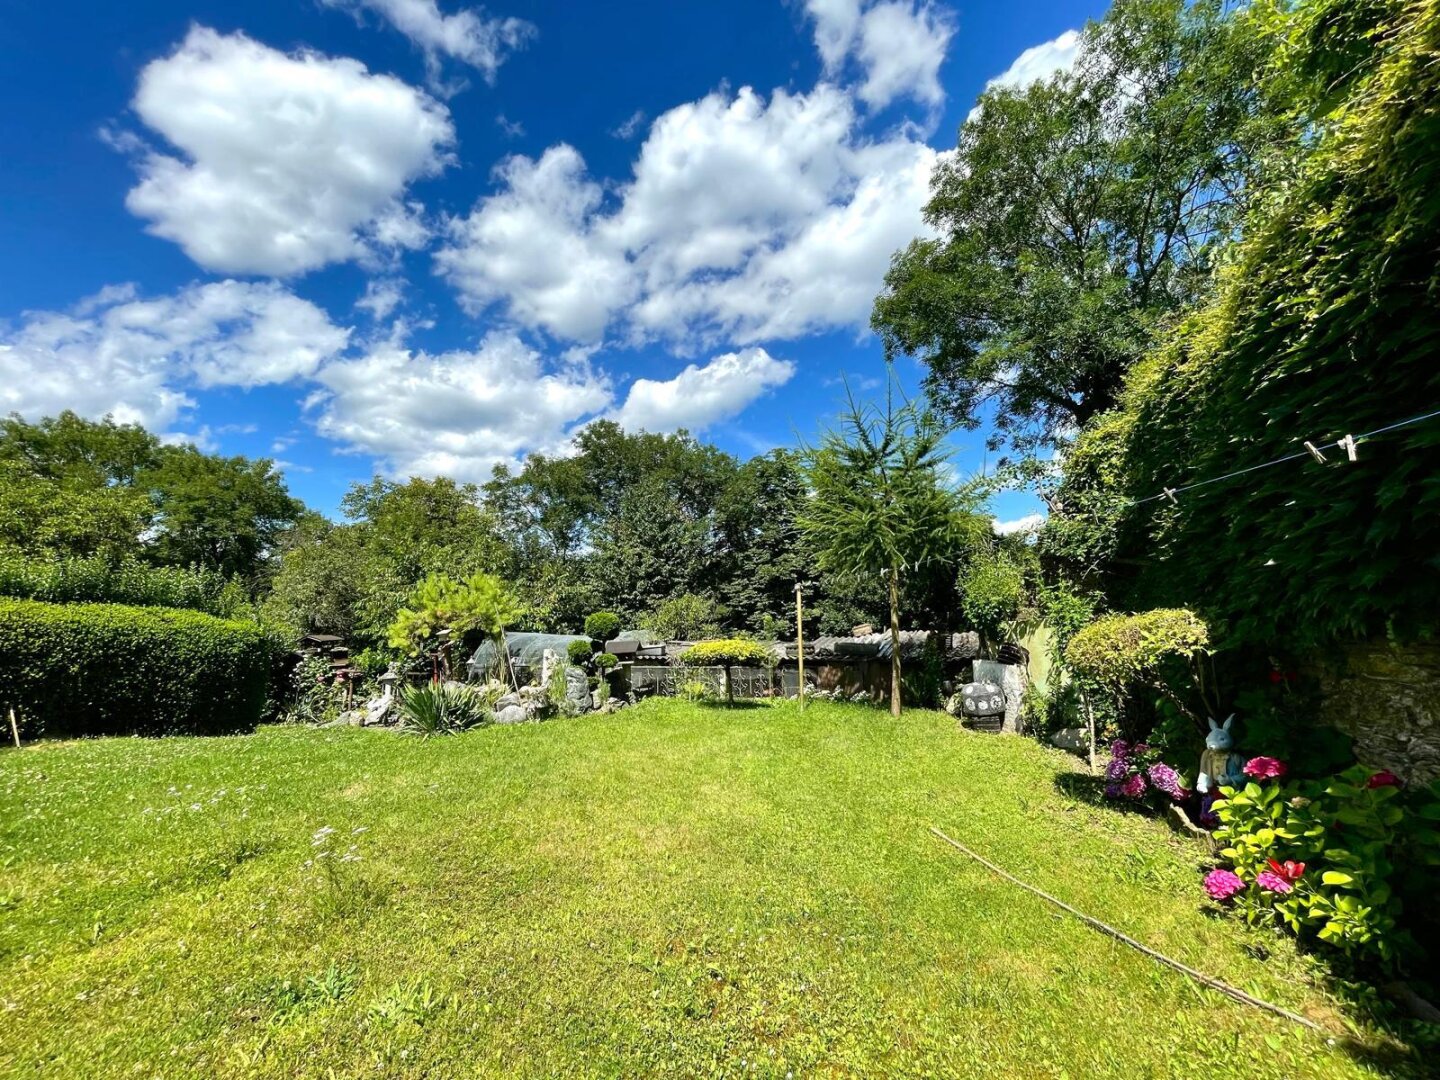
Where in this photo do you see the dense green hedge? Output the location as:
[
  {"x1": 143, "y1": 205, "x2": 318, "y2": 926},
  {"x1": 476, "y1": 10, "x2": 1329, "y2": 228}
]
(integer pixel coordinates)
[
  {"x1": 0, "y1": 552, "x2": 247, "y2": 616},
  {"x1": 0, "y1": 598, "x2": 273, "y2": 738}
]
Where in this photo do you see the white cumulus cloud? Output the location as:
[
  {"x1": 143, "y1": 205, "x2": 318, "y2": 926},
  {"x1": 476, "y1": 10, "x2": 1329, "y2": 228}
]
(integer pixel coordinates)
[
  {"x1": 967, "y1": 29, "x2": 1081, "y2": 121},
  {"x1": 992, "y1": 512, "x2": 1046, "y2": 536},
  {"x1": 609, "y1": 347, "x2": 796, "y2": 434},
  {"x1": 320, "y1": 0, "x2": 534, "y2": 87},
  {"x1": 436, "y1": 83, "x2": 940, "y2": 348},
  {"x1": 0, "y1": 281, "x2": 350, "y2": 430},
  {"x1": 309, "y1": 332, "x2": 613, "y2": 481},
  {"x1": 121, "y1": 27, "x2": 454, "y2": 277},
  {"x1": 804, "y1": 0, "x2": 954, "y2": 110}
]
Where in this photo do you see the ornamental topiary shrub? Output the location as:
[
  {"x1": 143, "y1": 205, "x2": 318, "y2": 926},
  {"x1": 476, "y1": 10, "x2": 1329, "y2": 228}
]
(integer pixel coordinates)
[
  {"x1": 679, "y1": 639, "x2": 773, "y2": 703},
  {"x1": 583, "y1": 611, "x2": 622, "y2": 643},
  {"x1": 0, "y1": 597, "x2": 273, "y2": 738},
  {"x1": 567, "y1": 639, "x2": 594, "y2": 665},
  {"x1": 593, "y1": 651, "x2": 618, "y2": 673}
]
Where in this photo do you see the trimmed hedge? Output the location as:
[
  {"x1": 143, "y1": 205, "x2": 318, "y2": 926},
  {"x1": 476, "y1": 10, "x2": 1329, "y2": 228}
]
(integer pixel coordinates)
[
  {"x1": 0, "y1": 552, "x2": 246, "y2": 616},
  {"x1": 0, "y1": 598, "x2": 273, "y2": 738}
]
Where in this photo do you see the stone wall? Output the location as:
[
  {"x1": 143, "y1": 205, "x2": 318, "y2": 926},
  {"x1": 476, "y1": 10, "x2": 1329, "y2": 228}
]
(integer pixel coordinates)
[{"x1": 1315, "y1": 642, "x2": 1440, "y2": 784}]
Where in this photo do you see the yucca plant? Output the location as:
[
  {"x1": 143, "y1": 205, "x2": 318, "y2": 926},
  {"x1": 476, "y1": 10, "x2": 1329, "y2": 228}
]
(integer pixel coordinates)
[{"x1": 395, "y1": 681, "x2": 493, "y2": 737}]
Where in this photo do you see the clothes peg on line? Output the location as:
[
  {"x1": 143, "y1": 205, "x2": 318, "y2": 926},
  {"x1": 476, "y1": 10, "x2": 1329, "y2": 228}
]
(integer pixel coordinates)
[
  {"x1": 1162, "y1": 487, "x2": 1179, "y2": 505},
  {"x1": 1304, "y1": 441, "x2": 1328, "y2": 465},
  {"x1": 1338, "y1": 434, "x2": 1358, "y2": 462}
]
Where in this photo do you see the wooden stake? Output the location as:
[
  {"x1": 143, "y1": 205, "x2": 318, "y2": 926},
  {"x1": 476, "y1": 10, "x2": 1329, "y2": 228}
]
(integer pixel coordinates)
[
  {"x1": 8, "y1": 708, "x2": 19, "y2": 749},
  {"x1": 1081, "y1": 689, "x2": 1097, "y2": 774},
  {"x1": 929, "y1": 827, "x2": 1323, "y2": 1032},
  {"x1": 795, "y1": 583, "x2": 805, "y2": 711}
]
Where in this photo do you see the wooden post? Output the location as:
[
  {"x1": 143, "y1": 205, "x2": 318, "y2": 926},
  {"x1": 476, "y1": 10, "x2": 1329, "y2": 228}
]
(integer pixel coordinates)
[
  {"x1": 888, "y1": 567, "x2": 902, "y2": 718},
  {"x1": 795, "y1": 582, "x2": 805, "y2": 711},
  {"x1": 1082, "y1": 689, "x2": 1097, "y2": 774},
  {"x1": 8, "y1": 708, "x2": 19, "y2": 749}
]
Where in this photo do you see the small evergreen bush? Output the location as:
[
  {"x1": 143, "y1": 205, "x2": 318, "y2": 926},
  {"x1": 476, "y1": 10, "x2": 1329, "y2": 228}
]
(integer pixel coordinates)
[
  {"x1": 593, "y1": 651, "x2": 618, "y2": 672},
  {"x1": 0, "y1": 597, "x2": 273, "y2": 738},
  {"x1": 583, "y1": 611, "x2": 622, "y2": 642},
  {"x1": 567, "y1": 639, "x2": 594, "y2": 665}
]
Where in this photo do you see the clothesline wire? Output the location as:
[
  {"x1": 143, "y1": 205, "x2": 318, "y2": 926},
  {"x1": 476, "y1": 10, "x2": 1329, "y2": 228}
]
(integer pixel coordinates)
[{"x1": 1126, "y1": 406, "x2": 1440, "y2": 507}]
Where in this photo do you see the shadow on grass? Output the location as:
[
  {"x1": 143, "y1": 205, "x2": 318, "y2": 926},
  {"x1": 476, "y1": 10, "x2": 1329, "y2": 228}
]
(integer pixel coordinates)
[
  {"x1": 694, "y1": 700, "x2": 769, "y2": 711},
  {"x1": 1053, "y1": 771, "x2": 1113, "y2": 809}
]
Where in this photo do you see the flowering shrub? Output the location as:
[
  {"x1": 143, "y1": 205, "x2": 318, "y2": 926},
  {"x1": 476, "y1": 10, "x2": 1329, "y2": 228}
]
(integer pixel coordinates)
[
  {"x1": 1210, "y1": 762, "x2": 1440, "y2": 966},
  {"x1": 1242, "y1": 756, "x2": 1287, "y2": 781},
  {"x1": 1103, "y1": 740, "x2": 1190, "y2": 810}
]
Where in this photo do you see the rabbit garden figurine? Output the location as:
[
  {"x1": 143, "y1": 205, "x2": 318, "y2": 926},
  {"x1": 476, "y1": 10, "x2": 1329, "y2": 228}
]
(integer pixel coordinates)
[{"x1": 1197, "y1": 714, "x2": 1245, "y2": 794}]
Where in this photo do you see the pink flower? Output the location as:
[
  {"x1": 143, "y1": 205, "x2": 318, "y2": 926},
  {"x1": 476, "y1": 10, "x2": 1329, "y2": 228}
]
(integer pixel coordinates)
[
  {"x1": 1366, "y1": 770, "x2": 1401, "y2": 789},
  {"x1": 1119, "y1": 772, "x2": 1148, "y2": 799},
  {"x1": 1203, "y1": 869, "x2": 1245, "y2": 901},
  {"x1": 1255, "y1": 870, "x2": 1293, "y2": 895},
  {"x1": 1243, "y1": 756, "x2": 1288, "y2": 781}
]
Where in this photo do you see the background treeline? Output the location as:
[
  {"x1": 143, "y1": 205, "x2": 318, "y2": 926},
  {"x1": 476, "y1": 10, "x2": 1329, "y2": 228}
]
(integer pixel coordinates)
[{"x1": 0, "y1": 413, "x2": 997, "y2": 652}]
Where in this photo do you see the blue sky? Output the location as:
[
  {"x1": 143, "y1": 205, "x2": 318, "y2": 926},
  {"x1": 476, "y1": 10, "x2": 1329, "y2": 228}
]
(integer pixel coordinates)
[{"x1": 0, "y1": 0, "x2": 1104, "y2": 523}]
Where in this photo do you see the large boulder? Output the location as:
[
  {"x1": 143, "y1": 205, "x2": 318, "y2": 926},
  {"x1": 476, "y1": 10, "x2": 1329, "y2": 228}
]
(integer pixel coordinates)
[{"x1": 565, "y1": 666, "x2": 592, "y2": 713}]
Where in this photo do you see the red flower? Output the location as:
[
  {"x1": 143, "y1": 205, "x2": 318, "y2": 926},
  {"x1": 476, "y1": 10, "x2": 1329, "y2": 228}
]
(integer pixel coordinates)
[
  {"x1": 1366, "y1": 770, "x2": 1401, "y2": 789},
  {"x1": 1266, "y1": 858, "x2": 1305, "y2": 884},
  {"x1": 1243, "y1": 756, "x2": 1288, "y2": 781}
]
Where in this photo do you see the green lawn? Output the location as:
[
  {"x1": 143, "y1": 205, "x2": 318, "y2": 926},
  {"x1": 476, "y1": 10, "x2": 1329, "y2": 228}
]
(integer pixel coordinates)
[{"x1": 0, "y1": 700, "x2": 1417, "y2": 1077}]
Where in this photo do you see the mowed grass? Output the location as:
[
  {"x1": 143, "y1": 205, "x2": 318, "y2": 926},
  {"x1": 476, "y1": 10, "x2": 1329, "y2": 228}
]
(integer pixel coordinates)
[{"x1": 0, "y1": 700, "x2": 1414, "y2": 1078}]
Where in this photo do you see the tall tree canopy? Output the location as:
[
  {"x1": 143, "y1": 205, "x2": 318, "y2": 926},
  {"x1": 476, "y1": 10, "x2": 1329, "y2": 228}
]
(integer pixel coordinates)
[
  {"x1": 873, "y1": 0, "x2": 1272, "y2": 456},
  {"x1": 1045, "y1": 0, "x2": 1440, "y2": 648},
  {"x1": 0, "y1": 412, "x2": 301, "y2": 584}
]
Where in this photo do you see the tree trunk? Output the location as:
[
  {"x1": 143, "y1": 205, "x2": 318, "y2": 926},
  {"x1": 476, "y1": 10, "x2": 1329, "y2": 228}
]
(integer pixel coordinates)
[
  {"x1": 889, "y1": 568, "x2": 902, "y2": 718},
  {"x1": 724, "y1": 665, "x2": 733, "y2": 704}
]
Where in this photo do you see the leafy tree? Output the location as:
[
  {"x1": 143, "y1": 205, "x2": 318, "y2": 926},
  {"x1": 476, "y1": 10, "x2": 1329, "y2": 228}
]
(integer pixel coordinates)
[
  {"x1": 873, "y1": 0, "x2": 1272, "y2": 456},
  {"x1": 800, "y1": 384, "x2": 986, "y2": 716},
  {"x1": 646, "y1": 593, "x2": 726, "y2": 640},
  {"x1": 1047, "y1": 0, "x2": 1440, "y2": 648},
  {"x1": 958, "y1": 535, "x2": 1040, "y2": 645},
  {"x1": 0, "y1": 412, "x2": 159, "y2": 559},
  {"x1": 142, "y1": 446, "x2": 302, "y2": 585}
]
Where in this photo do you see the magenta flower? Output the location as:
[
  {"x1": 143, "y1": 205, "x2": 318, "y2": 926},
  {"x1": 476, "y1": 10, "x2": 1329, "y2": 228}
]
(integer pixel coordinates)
[
  {"x1": 1243, "y1": 756, "x2": 1288, "y2": 781},
  {"x1": 1366, "y1": 770, "x2": 1401, "y2": 789},
  {"x1": 1146, "y1": 762, "x2": 1188, "y2": 801},
  {"x1": 1110, "y1": 739, "x2": 1131, "y2": 760},
  {"x1": 1119, "y1": 772, "x2": 1148, "y2": 799},
  {"x1": 1255, "y1": 870, "x2": 1293, "y2": 894},
  {"x1": 1104, "y1": 757, "x2": 1129, "y2": 782},
  {"x1": 1203, "y1": 868, "x2": 1244, "y2": 901}
]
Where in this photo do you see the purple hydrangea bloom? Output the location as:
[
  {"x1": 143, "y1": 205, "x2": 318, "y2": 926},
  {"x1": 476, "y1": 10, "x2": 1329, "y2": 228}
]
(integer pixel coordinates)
[
  {"x1": 1110, "y1": 739, "x2": 1131, "y2": 761},
  {"x1": 1203, "y1": 869, "x2": 1244, "y2": 901},
  {"x1": 1119, "y1": 772, "x2": 1148, "y2": 799},
  {"x1": 1104, "y1": 758, "x2": 1129, "y2": 782},
  {"x1": 1146, "y1": 762, "x2": 1188, "y2": 801},
  {"x1": 1103, "y1": 782, "x2": 1121, "y2": 798},
  {"x1": 1256, "y1": 870, "x2": 1293, "y2": 895}
]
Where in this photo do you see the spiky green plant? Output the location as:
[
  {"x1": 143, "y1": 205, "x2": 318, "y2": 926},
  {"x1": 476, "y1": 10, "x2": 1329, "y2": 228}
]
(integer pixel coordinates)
[{"x1": 395, "y1": 681, "x2": 493, "y2": 737}]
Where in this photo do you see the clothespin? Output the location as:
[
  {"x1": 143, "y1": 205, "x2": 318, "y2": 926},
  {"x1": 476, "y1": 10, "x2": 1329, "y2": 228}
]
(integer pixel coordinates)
[
  {"x1": 1303, "y1": 441, "x2": 1328, "y2": 465},
  {"x1": 1162, "y1": 487, "x2": 1179, "y2": 505},
  {"x1": 1338, "y1": 434, "x2": 1358, "y2": 462}
]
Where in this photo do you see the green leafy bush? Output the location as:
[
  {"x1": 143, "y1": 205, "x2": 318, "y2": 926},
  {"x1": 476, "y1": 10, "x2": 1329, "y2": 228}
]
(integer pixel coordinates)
[
  {"x1": 583, "y1": 611, "x2": 622, "y2": 642},
  {"x1": 566, "y1": 640, "x2": 594, "y2": 665},
  {"x1": 1065, "y1": 609, "x2": 1211, "y2": 731},
  {"x1": 593, "y1": 651, "x2": 618, "y2": 673},
  {"x1": 645, "y1": 593, "x2": 726, "y2": 640},
  {"x1": 0, "y1": 597, "x2": 272, "y2": 738},
  {"x1": 0, "y1": 552, "x2": 247, "y2": 616},
  {"x1": 1211, "y1": 763, "x2": 1440, "y2": 965},
  {"x1": 679, "y1": 639, "x2": 773, "y2": 703},
  {"x1": 395, "y1": 681, "x2": 494, "y2": 737}
]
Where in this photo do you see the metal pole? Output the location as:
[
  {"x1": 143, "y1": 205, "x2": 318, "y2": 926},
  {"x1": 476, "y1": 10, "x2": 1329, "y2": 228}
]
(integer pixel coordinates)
[{"x1": 795, "y1": 582, "x2": 805, "y2": 711}]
